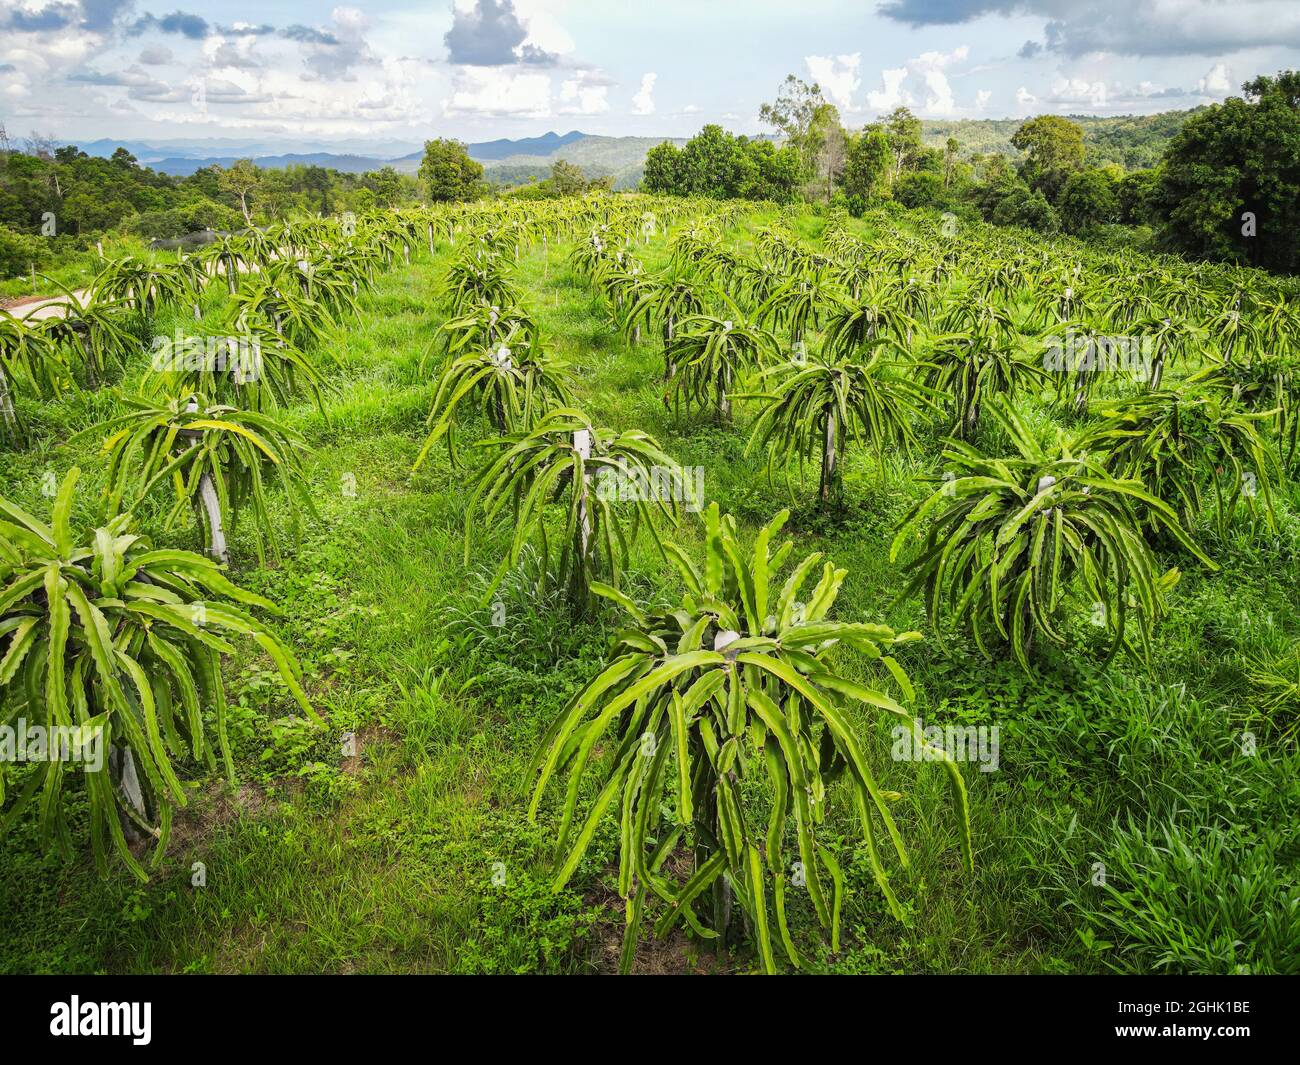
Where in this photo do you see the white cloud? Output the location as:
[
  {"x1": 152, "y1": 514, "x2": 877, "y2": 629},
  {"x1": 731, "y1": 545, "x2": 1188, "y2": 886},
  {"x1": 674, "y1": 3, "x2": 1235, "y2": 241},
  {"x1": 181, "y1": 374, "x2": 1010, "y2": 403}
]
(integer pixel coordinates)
[
  {"x1": 805, "y1": 53, "x2": 860, "y2": 111},
  {"x1": 976, "y1": 88, "x2": 992, "y2": 110},
  {"x1": 631, "y1": 71, "x2": 656, "y2": 115},
  {"x1": 1015, "y1": 86, "x2": 1038, "y2": 114},
  {"x1": 1046, "y1": 77, "x2": 1108, "y2": 108},
  {"x1": 864, "y1": 45, "x2": 969, "y2": 117},
  {"x1": 866, "y1": 66, "x2": 909, "y2": 112},
  {"x1": 441, "y1": 65, "x2": 551, "y2": 117},
  {"x1": 558, "y1": 70, "x2": 609, "y2": 114},
  {"x1": 1197, "y1": 61, "x2": 1232, "y2": 96}
]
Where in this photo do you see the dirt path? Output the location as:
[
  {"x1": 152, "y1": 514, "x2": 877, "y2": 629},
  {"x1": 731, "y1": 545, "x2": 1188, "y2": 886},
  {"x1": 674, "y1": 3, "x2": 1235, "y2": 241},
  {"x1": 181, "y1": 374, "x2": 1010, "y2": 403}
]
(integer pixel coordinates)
[{"x1": 2, "y1": 289, "x2": 92, "y2": 320}]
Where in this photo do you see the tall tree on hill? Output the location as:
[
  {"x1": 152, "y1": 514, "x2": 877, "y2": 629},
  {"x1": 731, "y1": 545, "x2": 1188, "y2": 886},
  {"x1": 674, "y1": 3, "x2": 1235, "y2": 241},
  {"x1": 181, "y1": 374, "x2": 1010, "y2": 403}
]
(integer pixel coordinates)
[
  {"x1": 1156, "y1": 70, "x2": 1300, "y2": 274},
  {"x1": 217, "y1": 158, "x2": 260, "y2": 225},
  {"x1": 759, "y1": 74, "x2": 827, "y2": 178},
  {"x1": 550, "y1": 159, "x2": 588, "y2": 196},
  {"x1": 419, "y1": 138, "x2": 484, "y2": 203},
  {"x1": 841, "y1": 128, "x2": 892, "y2": 210},
  {"x1": 885, "y1": 107, "x2": 922, "y2": 182},
  {"x1": 1011, "y1": 115, "x2": 1085, "y2": 201},
  {"x1": 809, "y1": 103, "x2": 847, "y2": 200}
]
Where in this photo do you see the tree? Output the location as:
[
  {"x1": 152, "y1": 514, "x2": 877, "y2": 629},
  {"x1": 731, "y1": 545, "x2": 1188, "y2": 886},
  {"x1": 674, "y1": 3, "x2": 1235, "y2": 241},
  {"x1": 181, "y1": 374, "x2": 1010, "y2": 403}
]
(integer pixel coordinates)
[
  {"x1": 884, "y1": 107, "x2": 922, "y2": 181},
  {"x1": 217, "y1": 158, "x2": 260, "y2": 225},
  {"x1": 419, "y1": 138, "x2": 484, "y2": 203},
  {"x1": 676, "y1": 124, "x2": 742, "y2": 196},
  {"x1": 894, "y1": 171, "x2": 947, "y2": 210},
  {"x1": 1011, "y1": 115, "x2": 1085, "y2": 201},
  {"x1": 990, "y1": 182, "x2": 1060, "y2": 234},
  {"x1": 809, "y1": 103, "x2": 846, "y2": 201},
  {"x1": 759, "y1": 74, "x2": 827, "y2": 177},
  {"x1": 550, "y1": 158, "x2": 588, "y2": 197},
  {"x1": 1057, "y1": 168, "x2": 1119, "y2": 233},
  {"x1": 365, "y1": 166, "x2": 406, "y2": 208},
  {"x1": 841, "y1": 128, "x2": 891, "y2": 212},
  {"x1": 1117, "y1": 169, "x2": 1160, "y2": 225},
  {"x1": 642, "y1": 141, "x2": 682, "y2": 193},
  {"x1": 944, "y1": 136, "x2": 959, "y2": 187},
  {"x1": 1156, "y1": 71, "x2": 1300, "y2": 273}
]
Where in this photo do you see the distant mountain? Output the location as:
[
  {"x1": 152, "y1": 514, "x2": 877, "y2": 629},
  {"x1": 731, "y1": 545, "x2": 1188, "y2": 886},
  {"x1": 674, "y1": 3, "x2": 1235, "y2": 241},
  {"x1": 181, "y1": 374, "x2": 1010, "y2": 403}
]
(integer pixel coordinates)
[
  {"x1": 70, "y1": 137, "x2": 420, "y2": 166},
  {"x1": 150, "y1": 152, "x2": 393, "y2": 177},
  {"x1": 80, "y1": 131, "x2": 607, "y2": 178},
  {"x1": 475, "y1": 134, "x2": 690, "y2": 190},
  {"x1": 918, "y1": 109, "x2": 1201, "y2": 170},
  {"x1": 458, "y1": 130, "x2": 586, "y2": 162},
  {"x1": 62, "y1": 109, "x2": 1202, "y2": 190}
]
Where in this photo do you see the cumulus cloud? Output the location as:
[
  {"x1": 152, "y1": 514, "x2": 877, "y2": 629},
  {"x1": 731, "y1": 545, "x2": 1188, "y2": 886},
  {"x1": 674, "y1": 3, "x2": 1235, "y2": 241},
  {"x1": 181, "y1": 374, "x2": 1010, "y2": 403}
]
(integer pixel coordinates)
[
  {"x1": 864, "y1": 45, "x2": 970, "y2": 116},
  {"x1": 1197, "y1": 61, "x2": 1232, "y2": 95},
  {"x1": 559, "y1": 69, "x2": 609, "y2": 115},
  {"x1": 805, "y1": 53, "x2": 861, "y2": 111},
  {"x1": 129, "y1": 11, "x2": 211, "y2": 40},
  {"x1": 293, "y1": 8, "x2": 376, "y2": 81},
  {"x1": 866, "y1": 66, "x2": 909, "y2": 112},
  {"x1": 1043, "y1": 77, "x2": 1108, "y2": 108},
  {"x1": 876, "y1": 0, "x2": 1300, "y2": 58},
  {"x1": 444, "y1": 0, "x2": 558, "y2": 67},
  {"x1": 441, "y1": 65, "x2": 551, "y2": 116},
  {"x1": 631, "y1": 72, "x2": 656, "y2": 115}
]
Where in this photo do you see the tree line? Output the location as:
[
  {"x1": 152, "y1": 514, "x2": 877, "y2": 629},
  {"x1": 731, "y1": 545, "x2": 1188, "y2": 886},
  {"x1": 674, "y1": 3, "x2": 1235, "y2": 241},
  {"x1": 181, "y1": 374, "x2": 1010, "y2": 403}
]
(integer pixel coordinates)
[{"x1": 638, "y1": 70, "x2": 1300, "y2": 275}]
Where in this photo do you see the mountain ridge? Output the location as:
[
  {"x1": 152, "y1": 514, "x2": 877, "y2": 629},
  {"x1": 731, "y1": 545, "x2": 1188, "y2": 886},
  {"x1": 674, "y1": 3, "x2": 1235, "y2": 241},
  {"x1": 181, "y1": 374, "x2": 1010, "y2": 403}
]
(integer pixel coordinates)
[{"x1": 63, "y1": 108, "x2": 1203, "y2": 187}]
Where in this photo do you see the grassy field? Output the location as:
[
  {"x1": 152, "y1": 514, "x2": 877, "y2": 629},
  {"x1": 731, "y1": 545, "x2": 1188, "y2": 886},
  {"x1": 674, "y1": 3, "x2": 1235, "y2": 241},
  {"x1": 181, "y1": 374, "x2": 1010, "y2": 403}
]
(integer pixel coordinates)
[{"x1": 1, "y1": 205, "x2": 1297, "y2": 975}]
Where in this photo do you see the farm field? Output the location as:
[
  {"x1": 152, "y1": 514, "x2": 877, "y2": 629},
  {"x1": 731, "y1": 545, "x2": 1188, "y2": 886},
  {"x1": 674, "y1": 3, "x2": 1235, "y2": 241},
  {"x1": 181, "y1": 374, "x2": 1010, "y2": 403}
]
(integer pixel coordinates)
[{"x1": 1, "y1": 197, "x2": 1298, "y2": 977}]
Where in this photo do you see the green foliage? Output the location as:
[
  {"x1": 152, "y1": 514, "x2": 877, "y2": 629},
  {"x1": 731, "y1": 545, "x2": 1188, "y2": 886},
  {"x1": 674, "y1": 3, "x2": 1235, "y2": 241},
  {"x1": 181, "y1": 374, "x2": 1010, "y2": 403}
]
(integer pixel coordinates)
[
  {"x1": 77, "y1": 392, "x2": 314, "y2": 563},
  {"x1": 892, "y1": 404, "x2": 1217, "y2": 671},
  {"x1": 641, "y1": 127, "x2": 802, "y2": 203},
  {"x1": 1011, "y1": 115, "x2": 1086, "y2": 200},
  {"x1": 841, "y1": 130, "x2": 892, "y2": 213},
  {"x1": 1081, "y1": 389, "x2": 1278, "y2": 537},
  {"x1": 920, "y1": 327, "x2": 1046, "y2": 437},
  {"x1": 530, "y1": 504, "x2": 972, "y2": 973},
  {"x1": 1156, "y1": 72, "x2": 1300, "y2": 273},
  {"x1": 741, "y1": 349, "x2": 933, "y2": 505},
  {"x1": 1058, "y1": 168, "x2": 1119, "y2": 233},
  {"x1": 415, "y1": 335, "x2": 570, "y2": 468},
  {"x1": 464, "y1": 407, "x2": 682, "y2": 611},
  {"x1": 419, "y1": 138, "x2": 485, "y2": 204},
  {"x1": 894, "y1": 171, "x2": 952, "y2": 211},
  {"x1": 0, "y1": 468, "x2": 315, "y2": 880},
  {"x1": 665, "y1": 306, "x2": 776, "y2": 420}
]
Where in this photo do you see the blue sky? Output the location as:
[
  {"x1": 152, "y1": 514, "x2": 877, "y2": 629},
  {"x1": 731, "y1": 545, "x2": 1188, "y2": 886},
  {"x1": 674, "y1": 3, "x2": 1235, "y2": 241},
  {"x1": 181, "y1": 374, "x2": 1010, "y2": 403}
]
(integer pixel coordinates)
[{"x1": 3, "y1": 0, "x2": 1299, "y2": 152}]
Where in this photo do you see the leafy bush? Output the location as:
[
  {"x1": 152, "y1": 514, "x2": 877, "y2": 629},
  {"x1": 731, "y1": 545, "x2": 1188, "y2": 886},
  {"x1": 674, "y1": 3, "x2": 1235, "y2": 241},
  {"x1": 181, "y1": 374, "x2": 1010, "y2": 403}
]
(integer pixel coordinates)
[{"x1": 530, "y1": 504, "x2": 971, "y2": 972}]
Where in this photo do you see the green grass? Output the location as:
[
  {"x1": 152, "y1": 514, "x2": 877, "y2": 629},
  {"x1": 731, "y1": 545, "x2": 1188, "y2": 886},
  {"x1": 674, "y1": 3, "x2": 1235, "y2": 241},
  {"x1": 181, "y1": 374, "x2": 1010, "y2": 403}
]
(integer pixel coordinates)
[{"x1": 1, "y1": 205, "x2": 1297, "y2": 974}]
